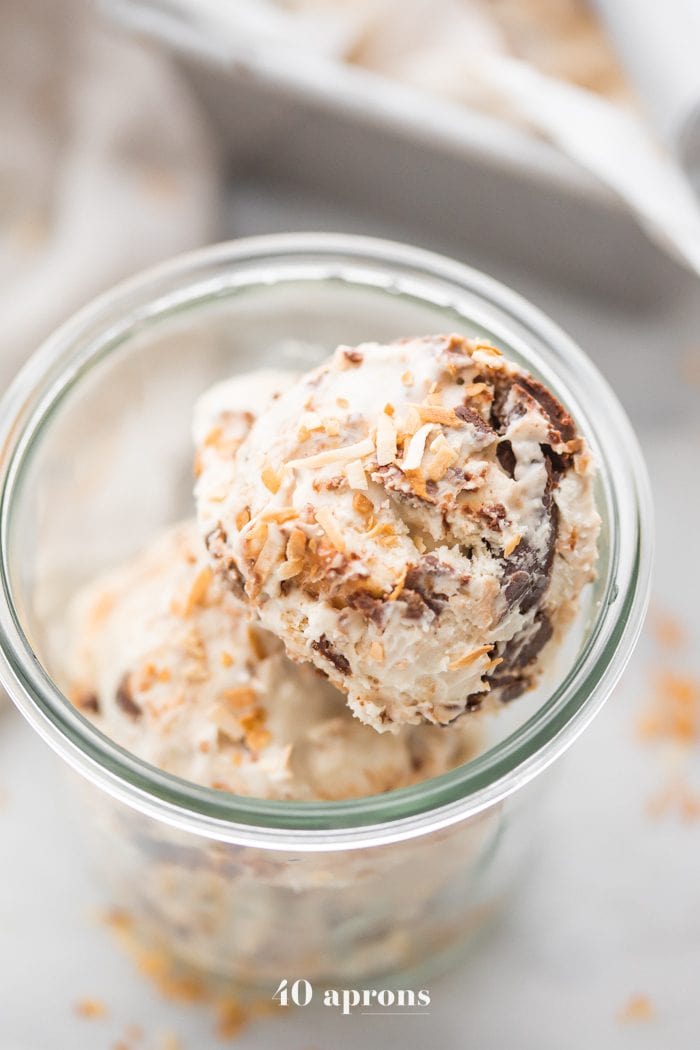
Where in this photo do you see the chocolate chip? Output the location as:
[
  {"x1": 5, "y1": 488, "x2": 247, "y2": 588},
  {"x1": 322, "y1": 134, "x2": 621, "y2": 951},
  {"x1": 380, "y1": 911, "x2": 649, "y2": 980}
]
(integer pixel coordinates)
[
  {"x1": 115, "y1": 673, "x2": 142, "y2": 719},
  {"x1": 311, "y1": 635, "x2": 351, "y2": 676},
  {"x1": 455, "y1": 404, "x2": 496, "y2": 436},
  {"x1": 400, "y1": 589, "x2": 430, "y2": 620},
  {"x1": 404, "y1": 581, "x2": 446, "y2": 617},
  {"x1": 496, "y1": 440, "x2": 516, "y2": 478},
  {"x1": 76, "y1": 691, "x2": 100, "y2": 715},
  {"x1": 347, "y1": 589, "x2": 387, "y2": 626},
  {"x1": 487, "y1": 611, "x2": 553, "y2": 703},
  {"x1": 502, "y1": 566, "x2": 531, "y2": 608},
  {"x1": 479, "y1": 503, "x2": 507, "y2": 532},
  {"x1": 513, "y1": 375, "x2": 575, "y2": 444},
  {"x1": 541, "y1": 443, "x2": 571, "y2": 478},
  {"x1": 491, "y1": 676, "x2": 527, "y2": 704},
  {"x1": 465, "y1": 694, "x2": 483, "y2": 712},
  {"x1": 404, "y1": 558, "x2": 452, "y2": 616}
]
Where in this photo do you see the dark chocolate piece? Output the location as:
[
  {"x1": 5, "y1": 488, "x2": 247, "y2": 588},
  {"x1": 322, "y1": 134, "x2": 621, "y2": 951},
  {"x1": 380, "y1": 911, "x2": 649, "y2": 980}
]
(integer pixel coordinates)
[
  {"x1": 115, "y1": 673, "x2": 142, "y2": 719},
  {"x1": 311, "y1": 635, "x2": 352, "y2": 676}
]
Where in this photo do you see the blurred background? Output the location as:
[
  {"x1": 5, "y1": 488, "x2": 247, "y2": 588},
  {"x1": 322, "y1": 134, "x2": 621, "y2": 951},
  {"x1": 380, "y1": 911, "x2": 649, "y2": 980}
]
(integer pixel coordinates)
[{"x1": 1, "y1": 1, "x2": 699, "y2": 1047}]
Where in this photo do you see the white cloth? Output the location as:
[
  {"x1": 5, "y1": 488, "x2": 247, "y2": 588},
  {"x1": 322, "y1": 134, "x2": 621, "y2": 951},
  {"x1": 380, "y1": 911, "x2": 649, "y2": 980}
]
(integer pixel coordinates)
[{"x1": 0, "y1": 0, "x2": 219, "y2": 387}]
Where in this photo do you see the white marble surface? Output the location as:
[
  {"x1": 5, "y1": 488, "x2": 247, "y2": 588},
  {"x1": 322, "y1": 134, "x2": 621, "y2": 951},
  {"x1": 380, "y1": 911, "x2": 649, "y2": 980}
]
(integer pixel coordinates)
[{"x1": 1, "y1": 181, "x2": 699, "y2": 1049}]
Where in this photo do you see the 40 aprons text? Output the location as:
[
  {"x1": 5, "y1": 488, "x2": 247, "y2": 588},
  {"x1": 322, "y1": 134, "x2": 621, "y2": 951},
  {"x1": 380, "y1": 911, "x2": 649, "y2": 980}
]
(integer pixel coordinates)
[{"x1": 273, "y1": 977, "x2": 431, "y2": 1015}]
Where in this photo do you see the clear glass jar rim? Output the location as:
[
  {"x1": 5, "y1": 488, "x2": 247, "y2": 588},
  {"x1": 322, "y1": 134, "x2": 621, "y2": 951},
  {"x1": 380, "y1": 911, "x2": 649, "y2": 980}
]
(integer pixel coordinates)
[{"x1": 0, "y1": 233, "x2": 652, "y2": 851}]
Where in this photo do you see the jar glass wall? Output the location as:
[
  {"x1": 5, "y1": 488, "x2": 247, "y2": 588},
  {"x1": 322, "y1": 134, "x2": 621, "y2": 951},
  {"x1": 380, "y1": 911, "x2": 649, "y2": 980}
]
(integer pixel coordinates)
[{"x1": 0, "y1": 235, "x2": 651, "y2": 987}]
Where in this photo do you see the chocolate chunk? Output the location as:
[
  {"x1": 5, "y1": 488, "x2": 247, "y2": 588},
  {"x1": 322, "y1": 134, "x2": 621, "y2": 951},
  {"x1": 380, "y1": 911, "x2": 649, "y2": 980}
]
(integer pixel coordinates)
[
  {"x1": 76, "y1": 691, "x2": 100, "y2": 715},
  {"x1": 400, "y1": 589, "x2": 430, "y2": 620},
  {"x1": 502, "y1": 566, "x2": 530, "y2": 608},
  {"x1": 513, "y1": 376, "x2": 575, "y2": 444},
  {"x1": 496, "y1": 440, "x2": 516, "y2": 478},
  {"x1": 500, "y1": 451, "x2": 560, "y2": 615},
  {"x1": 404, "y1": 557, "x2": 452, "y2": 617},
  {"x1": 490, "y1": 675, "x2": 527, "y2": 704},
  {"x1": 342, "y1": 349, "x2": 363, "y2": 366},
  {"x1": 465, "y1": 694, "x2": 483, "y2": 712},
  {"x1": 347, "y1": 589, "x2": 387, "y2": 626},
  {"x1": 311, "y1": 634, "x2": 351, "y2": 676},
  {"x1": 514, "y1": 612, "x2": 554, "y2": 668},
  {"x1": 479, "y1": 503, "x2": 507, "y2": 532},
  {"x1": 487, "y1": 611, "x2": 553, "y2": 703},
  {"x1": 455, "y1": 404, "x2": 496, "y2": 436},
  {"x1": 115, "y1": 673, "x2": 142, "y2": 719},
  {"x1": 540, "y1": 443, "x2": 571, "y2": 479}
]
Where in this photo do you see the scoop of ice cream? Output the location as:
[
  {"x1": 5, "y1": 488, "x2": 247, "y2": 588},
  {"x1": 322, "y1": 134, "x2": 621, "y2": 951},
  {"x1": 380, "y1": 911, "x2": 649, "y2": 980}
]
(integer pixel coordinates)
[
  {"x1": 196, "y1": 334, "x2": 600, "y2": 732},
  {"x1": 64, "y1": 521, "x2": 480, "y2": 798}
]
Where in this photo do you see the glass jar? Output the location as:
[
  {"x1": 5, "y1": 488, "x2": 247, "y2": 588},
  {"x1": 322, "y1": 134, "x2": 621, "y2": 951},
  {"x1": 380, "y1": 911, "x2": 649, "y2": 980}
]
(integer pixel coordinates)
[{"x1": 0, "y1": 234, "x2": 651, "y2": 990}]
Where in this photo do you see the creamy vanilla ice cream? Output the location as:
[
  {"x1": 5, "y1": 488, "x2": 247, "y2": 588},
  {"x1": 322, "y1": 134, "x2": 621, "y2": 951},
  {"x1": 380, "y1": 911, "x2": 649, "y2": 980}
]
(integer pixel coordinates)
[
  {"x1": 65, "y1": 520, "x2": 481, "y2": 798},
  {"x1": 196, "y1": 335, "x2": 599, "y2": 732}
]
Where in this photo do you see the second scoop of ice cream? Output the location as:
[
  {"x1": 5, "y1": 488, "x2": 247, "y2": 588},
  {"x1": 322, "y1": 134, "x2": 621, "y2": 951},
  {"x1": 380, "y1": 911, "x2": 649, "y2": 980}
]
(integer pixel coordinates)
[{"x1": 65, "y1": 521, "x2": 480, "y2": 798}]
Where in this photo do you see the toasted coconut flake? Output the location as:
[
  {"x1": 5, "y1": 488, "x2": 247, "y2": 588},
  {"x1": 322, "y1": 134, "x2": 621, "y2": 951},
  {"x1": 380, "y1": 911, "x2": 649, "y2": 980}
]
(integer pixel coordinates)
[
  {"x1": 402, "y1": 423, "x2": 438, "y2": 472},
  {"x1": 285, "y1": 436, "x2": 374, "y2": 471},
  {"x1": 401, "y1": 370, "x2": 414, "y2": 386},
  {"x1": 244, "y1": 522, "x2": 268, "y2": 561},
  {"x1": 409, "y1": 402, "x2": 462, "y2": 427},
  {"x1": 286, "y1": 528, "x2": 307, "y2": 562},
  {"x1": 211, "y1": 702, "x2": 244, "y2": 743},
  {"x1": 376, "y1": 412, "x2": 398, "y2": 466},
  {"x1": 449, "y1": 644, "x2": 493, "y2": 670},
  {"x1": 253, "y1": 529, "x2": 280, "y2": 583},
  {"x1": 278, "y1": 558, "x2": 303, "y2": 581},
  {"x1": 202, "y1": 425, "x2": 223, "y2": 449},
  {"x1": 345, "y1": 458, "x2": 368, "y2": 490},
  {"x1": 474, "y1": 340, "x2": 503, "y2": 357},
  {"x1": 261, "y1": 462, "x2": 282, "y2": 494},
  {"x1": 367, "y1": 521, "x2": 399, "y2": 547},
  {"x1": 404, "y1": 468, "x2": 433, "y2": 501},
  {"x1": 203, "y1": 486, "x2": 227, "y2": 503},
  {"x1": 426, "y1": 434, "x2": 458, "y2": 480},
  {"x1": 504, "y1": 533, "x2": 522, "y2": 557},
  {"x1": 388, "y1": 565, "x2": 408, "y2": 600},
  {"x1": 279, "y1": 528, "x2": 307, "y2": 580},
  {"x1": 74, "y1": 998, "x2": 107, "y2": 1020},
  {"x1": 247, "y1": 627, "x2": 268, "y2": 661},
  {"x1": 235, "y1": 507, "x2": 251, "y2": 530},
  {"x1": 384, "y1": 402, "x2": 395, "y2": 417},
  {"x1": 183, "y1": 566, "x2": 213, "y2": 615},
  {"x1": 220, "y1": 650, "x2": 234, "y2": 668},
  {"x1": 353, "y1": 492, "x2": 374, "y2": 517},
  {"x1": 315, "y1": 506, "x2": 346, "y2": 554},
  {"x1": 299, "y1": 411, "x2": 323, "y2": 434},
  {"x1": 260, "y1": 507, "x2": 297, "y2": 524},
  {"x1": 370, "y1": 641, "x2": 385, "y2": 662},
  {"x1": 241, "y1": 709, "x2": 271, "y2": 752},
  {"x1": 222, "y1": 686, "x2": 257, "y2": 709},
  {"x1": 574, "y1": 451, "x2": 592, "y2": 476},
  {"x1": 336, "y1": 397, "x2": 349, "y2": 409},
  {"x1": 465, "y1": 382, "x2": 490, "y2": 398},
  {"x1": 323, "y1": 417, "x2": 341, "y2": 436}
]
